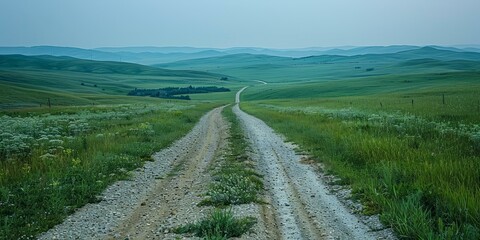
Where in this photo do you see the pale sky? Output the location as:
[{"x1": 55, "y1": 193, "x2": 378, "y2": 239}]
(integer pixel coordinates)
[{"x1": 0, "y1": 0, "x2": 479, "y2": 48}]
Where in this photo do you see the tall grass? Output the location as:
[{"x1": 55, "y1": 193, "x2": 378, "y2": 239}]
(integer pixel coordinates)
[
  {"x1": 0, "y1": 103, "x2": 216, "y2": 240},
  {"x1": 242, "y1": 100, "x2": 480, "y2": 239}
]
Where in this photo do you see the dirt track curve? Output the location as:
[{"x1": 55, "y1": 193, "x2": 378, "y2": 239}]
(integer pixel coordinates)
[{"x1": 40, "y1": 86, "x2": 395, "y2": 240}]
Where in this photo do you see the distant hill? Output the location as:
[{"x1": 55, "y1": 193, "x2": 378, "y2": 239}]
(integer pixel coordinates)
[
  {"x1": 156, "y1": 47, "x2": 480, "y2": 83},
  {"x1": 158, "y1": 53, "x2": 291, "y2": 69},
  {"x1": 295, "y1": 47, "x2": 480, "y2": 63},
  {"x1": 96, "y1": 46, "x2": 217, "y2": 54},
  {"x1": 394, "y1": 46, "x2": 480, "y2": 61},
  {"x1": 0, "y1": 55, "x2": 233, "y2": 108},
  {"x1": 317, "y1": 45, "x2": 420, "y2": 56},
  {"x1": 159, "y1": 46, "x2": 480, "y2": 68},
  {"x1": 2, "y1": 45, "x2": 479, "y2": 66},
  {"x1": 97, "y1": 45, "x2": 426, "y2": 58},
  {"x1": 0, "y1": 46, "x2": 121, "y2": 61},
  {"x1": 0, "y1": 54, "x2": 225, "y2": 78},
  {"x1": 0, "y1": 46, "x2": 230, "y2": 65}
]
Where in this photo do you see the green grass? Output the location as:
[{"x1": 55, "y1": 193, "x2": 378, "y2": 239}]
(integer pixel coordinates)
[
  {"x1": 200, "y1": 106, "x2": 263, "y2": 206},
  {"x1": 173, "y1": 208, "x2": 256, "y2": 240},
  {"x1": 241, "y1": 89, "x2": 480, "y2": 239},
  {"x1": 0, "y1": 102, "x2": 218, "y2": 240},
  {"x1": 242, "y1": 71, "x2": 480, "y2": 102}
]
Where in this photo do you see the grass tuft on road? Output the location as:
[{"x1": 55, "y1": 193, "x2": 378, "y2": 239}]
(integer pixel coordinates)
[
  {"x1": 173, "y1": 208, "x2": 256, "y2": 240},
  {"x1": 199, "y1": 106, "x2": 263, "y2": 206}
]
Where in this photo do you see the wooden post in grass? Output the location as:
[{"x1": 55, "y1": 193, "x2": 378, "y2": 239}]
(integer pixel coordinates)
[
  {"x1": 47, "y1": 98, "x2": 51, "y2": 108},
  {"x1": 411, "y1": 99, "x2": 414, "y2": 108},
  {"x1": 442, "y1": 94, "x2": 445, "y2": 105},
  {"x1": 380, "y1": 102, "x2": 383, "y2": 108}
]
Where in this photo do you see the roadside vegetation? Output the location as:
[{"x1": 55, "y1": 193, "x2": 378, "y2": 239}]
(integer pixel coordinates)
[
  {"x1": 242, "y1": 86, "x2": 480, "y2": 239},
  {"x1": 0, "y1": 102, "x2": 217, "y2": 240}
]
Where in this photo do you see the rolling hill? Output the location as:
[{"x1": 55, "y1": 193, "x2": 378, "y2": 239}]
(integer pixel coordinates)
[
  {"x1": 3, "y1": 45, "x2": 478, "y2": 66},
  {"x1": 0, "y1": 55, "x2": 235, "y2": 109},
  {"x1": 155, "y1": 47, "x2": 480, "y2": 83},
  {"x1": 0, "y1": 46, "x2": 121, "y2": 61},
  {"x1": 0, "y1": 46, "x2": 228, "y2": 65},
  {"x1": 0, "y1": 54, "x2": 227, "y2": 78}
]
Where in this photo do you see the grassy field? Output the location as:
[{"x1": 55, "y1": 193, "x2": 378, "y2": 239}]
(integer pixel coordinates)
[
  {"x1": 243, "y1": 71, "x2": 480, "y2": 123},
  {"x1": 240, "y1": 75, "x2": 480, "y2": 238},
  {"x1": 2, "y1": 47, "x2": 480, "y2": 239}
]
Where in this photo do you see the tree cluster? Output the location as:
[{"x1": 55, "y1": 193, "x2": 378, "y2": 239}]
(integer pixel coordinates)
[{"x1": 128, "y1": 86, "x2": 230, "y2": 100}]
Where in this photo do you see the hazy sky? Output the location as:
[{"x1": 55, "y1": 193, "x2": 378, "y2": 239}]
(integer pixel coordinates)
[{"x1": 1, "y1": 0, "x2": 479, "y2": 48}]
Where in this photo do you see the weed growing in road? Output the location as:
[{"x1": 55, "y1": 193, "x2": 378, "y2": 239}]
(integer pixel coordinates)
[
  {"x1": 173, "y1": 208, "x2": 256, "y2": 240},
  {"x1": 200, "y1": 106, "x2": 263, "y2": 206},
  {"x1": 204, "y1": 172, "x2": 262, "y2": 205}
]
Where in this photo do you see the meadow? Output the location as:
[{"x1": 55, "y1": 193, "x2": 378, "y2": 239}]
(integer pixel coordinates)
[{"x1": 241, "y1": 78, "x2": 480, "y2": 239}]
